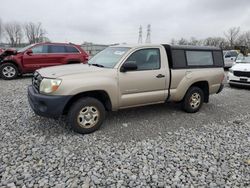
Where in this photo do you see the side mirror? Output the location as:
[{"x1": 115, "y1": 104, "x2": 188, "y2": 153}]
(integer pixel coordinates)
[
  {"x1": 26, "y1": 49, "x2": 33, "y2": 55},
  {"x1": 120, "y1": 61, "x2": 137, "y2": 72}
]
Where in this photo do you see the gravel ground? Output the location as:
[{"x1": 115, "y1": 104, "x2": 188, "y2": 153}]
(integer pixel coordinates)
[{"x1": 0, "y1": 76, "x2": 250, "y2": 187}]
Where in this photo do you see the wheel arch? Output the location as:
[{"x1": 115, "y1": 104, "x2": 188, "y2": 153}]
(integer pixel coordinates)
[
  {"x1": 1, "y1": 60, "x2": 21, "y2": 73},
  {"x1": 187, "y1": 81, "x2": 209, "y2": 103},
  {"x1": 63, "y1": 90, "x2": 112, "y2": 114}
]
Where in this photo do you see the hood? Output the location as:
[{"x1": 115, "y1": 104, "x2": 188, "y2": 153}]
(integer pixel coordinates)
[
  {"x1": 37, "y1": 64, "x2": 109, "y2": 78},
  {"x1": 0, "y1": 48, "x2": 18, "y2": 60},
  {"x1": 231, "y1": 63, "x2": 250, "y2": 71}
]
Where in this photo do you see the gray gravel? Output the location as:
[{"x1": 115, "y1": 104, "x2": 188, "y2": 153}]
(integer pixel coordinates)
[{"x1": 0, "y1": 76, "x2": 250, "y2": 187}]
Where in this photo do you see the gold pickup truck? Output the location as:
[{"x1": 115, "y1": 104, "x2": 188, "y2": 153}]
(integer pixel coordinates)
[{"x1": 28, "y1": 44, "x2": 225, "y2": 134}]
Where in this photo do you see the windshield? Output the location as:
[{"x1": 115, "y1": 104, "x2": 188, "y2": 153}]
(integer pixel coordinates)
[
  {"x1": 236, "y1": 54, "x2": 250, "y2": 63},
  {"x1": 18, "y1": 44, "x2": 36, "y2": 53},
  {"x1": 88, "y1": 47, "x2": 130, "y2": 68}
]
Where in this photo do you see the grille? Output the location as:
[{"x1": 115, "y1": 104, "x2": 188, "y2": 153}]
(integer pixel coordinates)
[
  {"x1": 234, "y1": 71, "x2": 250, "y2": 78},
  {"x1": 32, "y1": 72, "x2": 43, "y2": 91}
]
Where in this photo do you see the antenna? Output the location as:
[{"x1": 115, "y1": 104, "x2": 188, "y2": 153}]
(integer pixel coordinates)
[
  {"x1": 138, "y1": 25, "x2": 142, "y2": 44},
  {"x1": 145, "y1": 24, "x2": 151, "y2": 43}
]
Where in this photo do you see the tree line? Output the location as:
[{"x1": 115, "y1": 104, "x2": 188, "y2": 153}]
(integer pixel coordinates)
[
  {"x1": 170, "y1": 27, "x2": 250, "y2": 50},
  {"x1": 0, "y1": 18, "x2": 49, "y2": 47}
]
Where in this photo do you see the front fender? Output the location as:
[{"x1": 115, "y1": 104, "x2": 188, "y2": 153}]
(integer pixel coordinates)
[{"x1": 53, "y1": 76, "x2": 119, "y2": 110}]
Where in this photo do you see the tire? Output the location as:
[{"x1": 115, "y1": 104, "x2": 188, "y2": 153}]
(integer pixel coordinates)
[
  {"x1": 67, "y1": 97, "x2": 106, "y2": 134},
  {"x1": 0, "y1": 63, "x2": 18, "y2": 80},
  {"x1": 182, "y1": 87, "x2": 204, "y2": 113}
]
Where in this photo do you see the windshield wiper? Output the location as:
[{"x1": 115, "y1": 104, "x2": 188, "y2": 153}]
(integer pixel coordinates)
[{"x1": 89, "y1": 63, "x2": 105, "y2": 68}]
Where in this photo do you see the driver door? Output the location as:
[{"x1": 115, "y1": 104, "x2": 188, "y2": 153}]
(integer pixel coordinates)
[
  {"x1": 118, "y1": 48, "x2": 167, "y2": 108},
  {"x1": 22, "y1": 44, "x2": 49, "y2": 72}
]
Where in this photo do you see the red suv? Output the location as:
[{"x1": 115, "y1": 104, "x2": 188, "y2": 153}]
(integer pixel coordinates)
[{"x1": 0, "y1": 42, "x2": 89, "y2": 80}]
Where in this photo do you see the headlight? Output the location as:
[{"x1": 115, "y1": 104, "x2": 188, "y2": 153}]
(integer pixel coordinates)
[
  {"x1": 229, "y1": 68, "x2": 233, "y2": 74},
  {"x1": 40, "y1": 78, "x2": 62, "y2": 94}
]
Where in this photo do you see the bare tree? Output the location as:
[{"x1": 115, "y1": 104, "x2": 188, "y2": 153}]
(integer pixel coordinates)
[
  {"x1": 237, "y1": 31, "x2": 250, "y2": 48},
  {"x1": 203, "y1": 37, "x2": 228, "y2": 49},
  {"x1": 188, "y1": 37, "x2": 203, "y2": 46},
  {"x1": 24, "y1": 22, "x2": 47, "y2": 44},
  {"x1": 4, "y1": 22, "x2": 23, "y2": 47},
  {"x1": 170, "y1": 38, "x2": 177, "y2": 45},
  {"x1": 177, "y1": 38, "x2": 189, "y2": 45},
  {"x1": 224, "y1": 27, "x2": 240, "y2": 48}
]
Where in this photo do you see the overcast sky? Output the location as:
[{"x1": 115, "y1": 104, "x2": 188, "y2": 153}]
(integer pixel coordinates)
[{"x1": 1, "y1": 0, "x2": 250, "y2": 44}]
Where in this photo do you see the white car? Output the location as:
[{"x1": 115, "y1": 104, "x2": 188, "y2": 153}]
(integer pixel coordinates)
[
  {"x1": 223, "y1": 50, "x2": 238, "y2": 68},
  {"x1": 228, "y1": 55, "x2": 250, "y2": 87}
]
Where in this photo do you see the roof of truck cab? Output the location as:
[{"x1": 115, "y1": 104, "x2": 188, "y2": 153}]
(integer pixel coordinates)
[
  {"x1": 111, "y1": 44, "x2": 162, "y2": 48},
  {"x1": 163, "y1": 44, "x2": 221, "y2": 51},
  {"x1": 112, "y1": 44, "x2": 221, "y2": 51}
]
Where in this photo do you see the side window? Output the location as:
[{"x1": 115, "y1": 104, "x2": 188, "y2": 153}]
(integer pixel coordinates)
[
  {"x1": 224, "y1": 51, "x2": 229, "y2": 57},
  {"x1": 186, "y1": 51, "x2": 213, "y2": 66},
  {"x1": 49, "y1": 45, "x2": 66, "y2": 53},
  {"x1": 172, "y1": 50, "x2": 186, "y2": 68},
  {"x1": 31, "y1": 45, "x2": 49, "y2": 54},
  {"x1": 126, "y1": 49, "x2": 160, "y2": 70},
  {"x1": 230, "y1": 51, "x2": 238, "y2": 57},
  {"x1": 66, "y1": 46, "x2": 79, "y2": 53},
  {"x1": 213, "y1": 51, "x2": 224, "y2": 67}
]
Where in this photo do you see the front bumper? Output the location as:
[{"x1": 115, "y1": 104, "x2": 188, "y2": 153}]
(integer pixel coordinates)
[
  {"x1": 228, "y1": 72, "x2": 250, "y2": 87},
  {"x1": 28, "y1": 85, "x2": 72, "y2": 118},
  {"x1": 229, "y1": 80, "x2": 250, "y2": 87}
]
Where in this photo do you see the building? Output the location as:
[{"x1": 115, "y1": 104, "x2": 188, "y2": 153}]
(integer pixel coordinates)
[{"x1": 81, "y1": 42, "x2": 109, "y2": 57}]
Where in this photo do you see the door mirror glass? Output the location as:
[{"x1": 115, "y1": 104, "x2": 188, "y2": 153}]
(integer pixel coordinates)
[{"x1": 121, "y1": 61, "x2": 138, "y2": 72}]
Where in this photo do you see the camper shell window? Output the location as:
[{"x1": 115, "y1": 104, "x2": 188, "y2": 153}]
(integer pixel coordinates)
[{"x1": 163, "y1": 44, "x2": 224, "y2": 69}]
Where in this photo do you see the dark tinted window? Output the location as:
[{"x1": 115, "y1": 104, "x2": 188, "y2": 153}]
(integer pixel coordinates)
[
  {"x1": 213, "y1": 51, "x2": 224, "y2": 67},
  {"x1": 31, "y1": 45, "x2": 49, "y2": 54},
  {"x1": 186, "y1": 51, "x2": 213, "y2": 66},
  {"x1": 66, "y1": 46, "x2": 79, "y2": 53},
  {"x1": 126, "y1": 49, "x2": 160, "y2": 70},
  {"x1": 49, "y1": 45, "x2": 66, "y2": 53},
  {"x1": 230, "y1": 51, "x2": 238, "y2": 57},
  {"x1": 172, "y1": 50, "x2": 186, "y2": 68}
]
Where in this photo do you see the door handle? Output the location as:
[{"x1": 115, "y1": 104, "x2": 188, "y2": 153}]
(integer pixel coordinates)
[{"x1": 156, "y1": 74, "x2": 165, "y2": 78}]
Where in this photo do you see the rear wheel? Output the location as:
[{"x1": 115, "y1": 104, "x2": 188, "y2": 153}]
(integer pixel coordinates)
[
  {"x1": 0, "y1": 63, "x2": 18, "y2": 80},
  {"x1": 182, "y1": 87, "x2": 204, "y2": 113},
  {"x1": 67, "y1": 97, "x2": 106, "y2": 134}
]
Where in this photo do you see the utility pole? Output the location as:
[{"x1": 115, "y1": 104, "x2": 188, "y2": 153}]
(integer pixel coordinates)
[
  {"x1": 138, "y1": 25, "x2": 142, "y2": 44},
  {"x1": 145, "y1": 24, "x2": 151, "y2": 43}
]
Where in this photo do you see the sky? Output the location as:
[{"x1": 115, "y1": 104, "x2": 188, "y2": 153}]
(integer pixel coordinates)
[{"x1": 0, "y1": 0, "x2": 250, "y2": 44}]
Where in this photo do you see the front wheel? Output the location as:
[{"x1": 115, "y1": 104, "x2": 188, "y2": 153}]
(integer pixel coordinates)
[
  {"x1": 0, "y1": 63, "x2": 18, "y2": 80},
  {"x1": 67, "y1": 97, "x2": 106, "y2": 134},
  {"x1": 182, "y1": 87, "x2": 204, "y2": 113}
]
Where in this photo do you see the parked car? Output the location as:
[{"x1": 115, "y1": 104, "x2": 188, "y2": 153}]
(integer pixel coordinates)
[
  {"x1": 223, "y1": 50, "x2": 238, "y2": 68},
  {"x1": 0, "y1": 42, "x2": 89, "y2": 80},
  {"x1": 228, "y1": 54, "x2": 250, "y2": 87},
  {"x1": 28, "y1": 44, "x2": 224, "y2": 134},
  {"x1": 0, "y1": 48, "x2": 4, "y2": 54}
]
